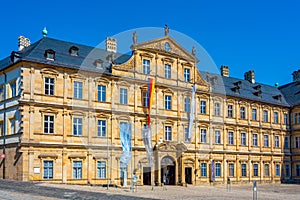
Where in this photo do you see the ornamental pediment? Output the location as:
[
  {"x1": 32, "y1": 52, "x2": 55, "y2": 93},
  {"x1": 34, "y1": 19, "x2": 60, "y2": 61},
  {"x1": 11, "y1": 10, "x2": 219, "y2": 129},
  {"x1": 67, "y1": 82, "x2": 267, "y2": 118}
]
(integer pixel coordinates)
[{"x1": 134, "y1": 36, "x2": 197, "y2": 62}]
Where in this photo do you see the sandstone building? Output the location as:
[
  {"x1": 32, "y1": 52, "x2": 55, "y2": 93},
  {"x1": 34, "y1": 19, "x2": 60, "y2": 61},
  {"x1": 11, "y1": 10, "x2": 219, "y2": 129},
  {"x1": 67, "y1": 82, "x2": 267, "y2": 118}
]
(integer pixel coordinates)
[{"x1": 0, "y1": 28, "x2": 299, "y2": 186}]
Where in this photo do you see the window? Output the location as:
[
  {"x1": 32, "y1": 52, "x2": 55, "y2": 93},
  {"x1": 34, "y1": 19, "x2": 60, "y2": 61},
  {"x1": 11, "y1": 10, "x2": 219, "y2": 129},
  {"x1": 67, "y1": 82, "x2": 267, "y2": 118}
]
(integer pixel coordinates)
[
  {"x1": 264, "y1": 135, "x2": 269, "y2": 147},
  {"x1": 252, "y1": 108, "x2": 257, "y2": 121},
  {"x1": 70, "y1": 46, "x2": 79, "y2": 56},
  {"x1": 296, "y1": 137, "x2": 300, "y2": 148},
  {"x1": 200, "y1": 101, "x2": 206, "y2": 114},
  {"x1": 284, "y1": 137, "x2": 289, "y2": 149},
  {"x1": 97, "y1": 161, "x2": 106, "y2": 178},
  {"x1": 240, "y1": 106, "x2": 245, "y2": 119},
  {"x1": 97, "y1": 85, "x2": 106, "y2": 102},
  {"x1": 274, "y1": 112, "x2": 279, "y2": 124},
  {"x1": 97, "y1": 120, "x2": 106, "y2": 137},
  {"x1": 44, "y1": 115, "x2": 54, "y2": 134},
  {"x1": 264, "y1": 164, "x2": 269, "y2": 176},
  {"x1": 184, "y1": 127, "x2": 190, "y2": 142},
  {"x1": 164, "y1": 64, "x2": 171, "y2": 79},
  {"x1": 73, "y1": 161, "x2": 82, "y2": 179},
  {"x1": 263, "y1": 110, "x2": 268, "y2": 122},
  {"x1": 215, "y1": 130, "x2": 221, "y2": 144},
  {"x1": 0, "y1": 121, "x2": 3, "y2": 136},
  {"x1": 0, "y1": 85, "x2": 4, "y2": 100},
  {"x1": 297, "y1": 165, "x2": 300, "y2": 177},
  {"x1": 201, "y1": 163, "x2": 207, "y2": 177},
  {"x1": 215, "y1": 163, "x2": 221, "y2": 177},
  {"x1": 275, "y1": 164, "x2": 280, "y2": 176},
  {"x1": 43, "y1": 161, "x2": 53, "y2": 179},
  {"x1": 165, "y1": 126, "x2": 172, "y2": 141},
  {"x1": 142, "y1": 91, "x2": 149, "y2": 107},
  {"x1": 120, "y1": 88, "x2": 128, "y2": 104},
  {"x1": 253, "y1": 134, "x2": 258, "y2": 147},
  {"x1": 228, "y1": 131, "x2": 234, "y2": 145},
  {"x1": 184, "y1": 97, "x2": 190, "y2": 112},
  {"x1": 184, "y1": 68, "x2": 190, "y2": 82},
  {"x1": 285, "y1": 164, "x2": 290, "y2": 177},
  {"x1": 284, "y1": 113, "x2": 289, "y2": 125},
  {"x1": 143, "y1": 59, "x2": 150, "y2": 74},
  {"x1": 241, "y1": 164, "x2": 247, "y2": 177},
  {"x1": 214, "y1": 102, "x2": 220, "y2": 116},
  {"x1": 44, "y1": 77, "x2": 54, "y2": 95},
  {"x1": 200, "y1": 129, "x2": 207, "y2": 143},
  {"x1": 73, "y1": 118, "x2": 82, "y2": 136},
  {"x1": 253, "y1": 164, "x2": 259, "y2": 177},
  {"x1": 275, "y1": 136, "x2": 279, "y2": 148},
  {"x1": 74, "y1": 81, "x2": 83, "y2": 99},
  {"x1": 241, "y1": 133, "x2": 246, "y2": 146},
  {"x1": 9, "y1": 118, "x2": 15, "y2": 135},
  {"x1": 229, "y1": 163, "x2": 234, "y2": 177},
  {"x1": 165, "y1": 95, "x2": 172, "y2": 110},
  {"x1": 8, "y1": 81, "x2": 17, "y2": 98},
  {"x1": 94, "y1": 59, "x2": 103, "y2": 69},
  {"x1": 228, "y1": 105, "x2": 233, "y2": 118},
  {"x1": 45, "y1": 49, "x2": 55, "y2": 60},
  {"x1": 294, "y1": 113, "x2": 298, "y2": 124}
]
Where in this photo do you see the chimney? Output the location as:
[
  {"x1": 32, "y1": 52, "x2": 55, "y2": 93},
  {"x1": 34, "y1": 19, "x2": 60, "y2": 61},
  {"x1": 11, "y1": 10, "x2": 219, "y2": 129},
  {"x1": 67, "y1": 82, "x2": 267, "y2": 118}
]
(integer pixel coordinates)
[
  {"x1": 106, "y1": 37, "x2": 117, "y2": 53},
  {"x1": 18, "y1": 36, "x2": 30, "y2": 51},
  {"x1": 220, "y1": 65, "x2": 229, "y2": 77},
  {"x1": 244, "y1": 70, "x2": 255, "y2": 84},
  {"x1": 292, "y1": 70, "x2": 300, "y2": 82}
]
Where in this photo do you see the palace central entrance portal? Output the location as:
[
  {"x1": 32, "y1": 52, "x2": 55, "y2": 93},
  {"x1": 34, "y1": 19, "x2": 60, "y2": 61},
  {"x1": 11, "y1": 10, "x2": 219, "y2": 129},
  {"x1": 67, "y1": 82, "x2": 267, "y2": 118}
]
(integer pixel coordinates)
[{"x1": 161, "y1": 156, "x2": 175, "y2": 185}]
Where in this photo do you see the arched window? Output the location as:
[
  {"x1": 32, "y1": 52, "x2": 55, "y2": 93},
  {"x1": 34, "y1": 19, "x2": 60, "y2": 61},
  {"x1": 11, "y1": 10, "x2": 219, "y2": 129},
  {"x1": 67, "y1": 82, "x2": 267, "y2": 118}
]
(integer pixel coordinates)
[
  {"x1": 69, "y1": 46, "x2": 79, "y2": 56},
  {"x1": 44, "y1": 49, "x2": 55, "y2": 60}
]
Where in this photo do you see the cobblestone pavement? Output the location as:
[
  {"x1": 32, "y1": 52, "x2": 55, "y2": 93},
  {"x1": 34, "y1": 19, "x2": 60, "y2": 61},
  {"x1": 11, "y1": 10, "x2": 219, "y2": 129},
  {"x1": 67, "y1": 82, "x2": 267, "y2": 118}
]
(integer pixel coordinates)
[{"x1": 0, "y1": 179, "x2": 300, "y2": 199}]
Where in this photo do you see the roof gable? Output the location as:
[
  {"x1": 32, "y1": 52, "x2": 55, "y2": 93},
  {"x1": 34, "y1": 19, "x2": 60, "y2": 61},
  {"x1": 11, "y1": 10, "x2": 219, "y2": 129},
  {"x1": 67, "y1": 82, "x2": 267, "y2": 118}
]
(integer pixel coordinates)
[{"x1": 133, "y1": 36, "x2": 197, "y2": 62}]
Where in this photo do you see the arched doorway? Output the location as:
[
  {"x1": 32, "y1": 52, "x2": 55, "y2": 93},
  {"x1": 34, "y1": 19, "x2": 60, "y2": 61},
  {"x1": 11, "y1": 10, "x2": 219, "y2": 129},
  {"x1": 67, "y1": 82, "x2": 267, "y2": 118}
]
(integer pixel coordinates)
[{"x1": 161, "y1": 156, "x2": 176, "y2": 185}]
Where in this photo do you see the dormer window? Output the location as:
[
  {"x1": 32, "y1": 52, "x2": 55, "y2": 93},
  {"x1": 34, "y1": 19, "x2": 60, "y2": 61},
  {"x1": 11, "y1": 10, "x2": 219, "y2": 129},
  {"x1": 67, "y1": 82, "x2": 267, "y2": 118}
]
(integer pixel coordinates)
[
  {"x1": 69, "y1": 46, "x2": 79, "y2": 56},
  {"x1": 253, "y1": 85, "x2": 261, "y2": 90},
  {"x1": 45, "y1": 49, "x2": 55, "y2": 60},
  {"x1": 273, "y1": 94, "x2": 282, "y2": 102},
  {"x1": 94, "y1": 59, "x2": 104, "y2": 69}
]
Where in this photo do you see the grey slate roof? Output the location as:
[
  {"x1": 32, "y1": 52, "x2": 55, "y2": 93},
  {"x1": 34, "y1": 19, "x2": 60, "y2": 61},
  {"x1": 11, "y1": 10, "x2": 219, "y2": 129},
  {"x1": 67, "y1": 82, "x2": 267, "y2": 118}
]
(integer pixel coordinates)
[
  {"x1": 0, "y1": 37, "x2": 131, "y2": 73},
  {"x1": 200, "y1": 71, "x2": 290, "y2": 107},
  {"x1": 278, "y1": 81, "x2": 300, "y2": 107}
]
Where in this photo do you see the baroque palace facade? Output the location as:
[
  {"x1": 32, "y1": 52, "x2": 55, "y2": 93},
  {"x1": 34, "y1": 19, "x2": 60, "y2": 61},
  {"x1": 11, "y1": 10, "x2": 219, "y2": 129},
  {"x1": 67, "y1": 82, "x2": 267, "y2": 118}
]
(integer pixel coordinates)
[{"x1": 0, "y1": 28, "x2": 300, "y2": 186}]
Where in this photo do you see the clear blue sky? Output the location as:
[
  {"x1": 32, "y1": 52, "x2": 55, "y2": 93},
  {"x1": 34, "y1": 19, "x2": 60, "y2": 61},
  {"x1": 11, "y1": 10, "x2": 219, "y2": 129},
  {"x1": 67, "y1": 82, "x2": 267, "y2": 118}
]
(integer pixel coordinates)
[{"x1": 1, "y1": 0, "x2": 299, "y2": 86}]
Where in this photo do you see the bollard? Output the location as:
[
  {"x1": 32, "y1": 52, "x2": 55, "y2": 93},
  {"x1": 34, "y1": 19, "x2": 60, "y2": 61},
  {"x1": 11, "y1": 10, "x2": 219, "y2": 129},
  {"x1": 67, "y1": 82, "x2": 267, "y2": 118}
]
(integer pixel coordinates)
[
  {"x1": 253, "y1": 181, "x2": 257, "y2": 200},
  {"x1": 227, "y1": 177, "x2": 231, "y2": 192}
]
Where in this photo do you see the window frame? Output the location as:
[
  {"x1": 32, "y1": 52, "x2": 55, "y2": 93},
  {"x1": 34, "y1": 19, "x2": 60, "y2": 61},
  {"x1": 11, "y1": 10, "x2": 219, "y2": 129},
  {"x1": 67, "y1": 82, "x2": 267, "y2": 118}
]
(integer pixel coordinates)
[
  {"x1": 214, "y1": 102, "x2": 220, "y2": 116},
  {"x1": 200, "y1": 129, "x2": 207, "y2": 143},
  {"x1": 274, "y1": 111, "x2": 279, "y2": 124},
  {"x1": 201, "y1": 163, "x2": 207, "y2": 177},
  {"x1": 73, "y1": 160, "x2": 82, "y2": 179},
  {"x1": 142, "y1": 59, "x2": 150, "y2": 74},
  {"x1": 184, "y1": 68, "x2": 191, "y2": 82},
  {"x1": 97, "y1": 85, "x2": 106, "y2": 102},
  {"x1": 241, "y1": 133, "x2": 246, "y2": 146},
  {"x1": 120, "y1": 88, "x2": 128, "y2": 105},
  {"x1": 252, "y1": 133, "x2": 258, "y2": 147},
  {"x1": 264, "y1": 134, "x2": 269, "y2": 147},
  {"x1": 200, "y1": 101, "x2": 206, "y2": 114},
  {"x1": 97, "y1": 119, "x2": 106, "y2": 137},
  {"x1": 252, "y1": 108, "x2": 257, "y2": 121},
  {"x1": 165, "y1": 126, "x2": 172, "y2": 141},
  {"x1": 44, "y1": 115, "x2": 54, "y2": 134},
  {"x1": 44, "y1": 77, "x2": 55, "y2": 96},
  {"x1": 215, "y1": 130, "x2": 221, "y2": 144},
  {"x1": 73, "y1": 81, "x2": 83, "y2": 99},
  {"x1": 43, "y1": 160, "x2": 54, "y2": 179},
  {"x1": 97, "y1": 161, "x2": 106, "y2": 179},
  {"x1": 227, "y1": 105, "x2": 233, "y2": 118},
  {"x1": 241, "y1": 163, "x2": 247, "y2": 177},
  {"x1": 263, "y1": 110, "x2": 268, "y2": 122},
  {"x1": 73, "y1": 117, "x2": 83, "y2": 136},
  {"x1": 164, "y1": 95, "x2": 172, "y2": 110},
  {"x1": 164, "y1": 64, "x2": 171, "y2": 79},
  {"x1": 184, "y1": 97, "x2": 191, "y2": 112},
  {"x1": 240, "y1": 106, "x2": 246, "y2": 119},
  {"x1": 228, "y1": 131, "x2": 234, "y2": 145}
]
